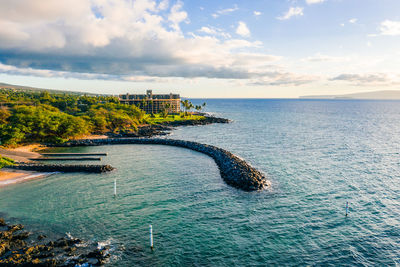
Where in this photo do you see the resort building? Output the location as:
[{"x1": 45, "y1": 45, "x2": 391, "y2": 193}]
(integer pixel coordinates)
[{"x1": 119, "y1": 90, "x2": 180, "y2": 114}]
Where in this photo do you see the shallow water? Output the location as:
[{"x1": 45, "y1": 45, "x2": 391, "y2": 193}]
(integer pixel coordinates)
[{"x1": 1, "y1": 99, "x2": 400, "y2": 266}]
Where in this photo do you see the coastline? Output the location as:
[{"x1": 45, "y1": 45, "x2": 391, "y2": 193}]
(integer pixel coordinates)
[
  {"x1": 0, "y1": 144, "x2": 43, "y2": 162},
  {"x1": 0, "y1": 116, "x2": 229, "y2": 186},
  {"x1": 0, "y1": 145, "x2": 50, "y2": 186},
  {"x1": 0, "y1": 216, "x2": 111, "y2": 265},
  {"x1": 0, "y1": 168, "x2": 56, "y2": 187}
]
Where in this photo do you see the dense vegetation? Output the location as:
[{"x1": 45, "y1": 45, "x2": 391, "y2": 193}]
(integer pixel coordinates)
[
  {"x1": 0, "y1": 155, "x2": 14, "y2": 169},
  {"x1": 0, "y1": 89, "x2": 205, "y2": 146}
]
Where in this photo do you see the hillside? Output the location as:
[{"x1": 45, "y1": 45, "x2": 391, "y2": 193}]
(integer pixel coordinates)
[{"x1": 0, "y1": 82, "x2": 96, "y2": 96}]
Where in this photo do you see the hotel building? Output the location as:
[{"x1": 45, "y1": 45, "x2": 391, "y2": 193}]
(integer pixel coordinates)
[{"x1": 119, "y1": 90, "x2": 180, "y2": 114}]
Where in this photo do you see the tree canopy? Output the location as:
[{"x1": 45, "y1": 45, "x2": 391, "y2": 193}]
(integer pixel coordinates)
[{"x1": 0, "y1": 89, "x2": 145, "y2": 146}]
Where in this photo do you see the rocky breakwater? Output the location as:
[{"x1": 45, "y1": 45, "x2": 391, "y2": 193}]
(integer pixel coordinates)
[
  {"x1": 109, "y1": 116, "x2": 231, "y2": 138},
  {"x1": 9, "y1": 163, "x2": 114, "y2": 173},
  {"x1": 163, "y1": 116, "x2": 230, "y2": 127},
  {"x1": 61, "y1": 138, "x2": 268, "y2": 191},
  {"x1": 0, "y1": 217, "x2": 111, "y2": 266}
]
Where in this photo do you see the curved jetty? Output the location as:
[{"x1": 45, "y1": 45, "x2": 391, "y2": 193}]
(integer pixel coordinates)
[{"x1": 60, "y1": 138, "x2": 268, "y2": 191}]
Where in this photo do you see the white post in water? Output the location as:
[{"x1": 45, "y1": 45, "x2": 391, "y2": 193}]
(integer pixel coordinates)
[
  {"x1": 149, "y1": 224, "x2": 154, "y2": 250},
  {"x1": 345, "y1": 201, "x2": 349, "y2": 216},
  {"x1": 114, "y1": 179, "x2": 117, "y2": 197}
]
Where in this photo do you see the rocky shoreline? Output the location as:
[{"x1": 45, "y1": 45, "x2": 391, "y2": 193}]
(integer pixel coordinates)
[
  {"x1": 56, "y1": 138, "x2": 268, "y2": 191},
  {"x1": 111, "y1": 115, "x2": 230, "y2": 138},
  {"x1": 0, "y1": 217, "x2": 111, "y2": 266}
]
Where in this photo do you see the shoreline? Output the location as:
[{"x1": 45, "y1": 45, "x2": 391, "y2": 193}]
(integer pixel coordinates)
[
  {"x1": 0, "y1": 217, "x2": 111, "y2": 265},
  {"x1": 0, "y1": 116, "x2": 230, "y2": 186},
  {"x1": 0, "y1": 168, "x2": 56, "y2": 187},
  {"x1": 0, "y1": 145, "x2": 49, "y2": 186},
  {"x1": 0, "y1": 145, "x2": 42, "y2": 162}
]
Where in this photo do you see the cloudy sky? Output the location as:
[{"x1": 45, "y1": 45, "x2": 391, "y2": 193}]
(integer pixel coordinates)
[{"x1": 0, "y1": 0, "x2": 399, "y2": 97}]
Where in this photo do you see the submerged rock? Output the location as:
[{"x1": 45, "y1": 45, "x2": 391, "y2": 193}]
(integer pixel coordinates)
[{"x1": 0, "y1": 218, "x2": 112, "y2": 266}]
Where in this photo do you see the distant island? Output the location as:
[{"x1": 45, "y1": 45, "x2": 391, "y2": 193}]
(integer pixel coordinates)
[{"x1": 300, "y1": 90, "x2": 400, "y2": 100}]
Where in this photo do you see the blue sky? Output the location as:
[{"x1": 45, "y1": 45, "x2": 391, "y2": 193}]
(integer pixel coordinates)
[{"x1": 0, "y1": 0, "x2": 399, "y2": 97}]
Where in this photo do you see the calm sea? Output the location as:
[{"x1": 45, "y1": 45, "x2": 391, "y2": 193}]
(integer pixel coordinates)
[{"x1": 1, "y1": 99, "x2": 400, "y2": 266}]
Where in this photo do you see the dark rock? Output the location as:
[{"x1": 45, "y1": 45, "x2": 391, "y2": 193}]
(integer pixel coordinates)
[
  {"x1": 12, "y1": 231, "x2": 30, "y2": 240},
  {"x1": 0, "y1": 218, "x2": 6, "y2": 227},
  {"x1": 65, "y1": 246, "x2": 76, "y2": 255},
  {"x1": 45, "y1": 258, "x2": 57, "y2": 266},
  {"x1": 163, "y1": 116, "x2": 230, "y2": 127},
  {"x1": 105, "y1": 115, "x2": 230, "y2": 138},
  {"x1": 1, "y1": 222, "x2": 113, "y2": 266},
  {"x1": 37, "y1": 234, "x2": 46, "y2": 240},
  {"x1": 8, "y1": 224, "x2": 24, "y2": 232},
  {"x1": 9, "y1": 163, "x2": 115, "y2": 173}
]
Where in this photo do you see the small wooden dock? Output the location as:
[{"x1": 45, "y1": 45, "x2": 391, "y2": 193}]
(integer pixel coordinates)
[{"x1": 40, "y1": 153, "x2": 108, "y2": 156}]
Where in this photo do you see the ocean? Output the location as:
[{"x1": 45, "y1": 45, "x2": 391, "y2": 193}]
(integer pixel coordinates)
[{"x1": 1, "y1": 99, "x2": 400, "y2": 266}]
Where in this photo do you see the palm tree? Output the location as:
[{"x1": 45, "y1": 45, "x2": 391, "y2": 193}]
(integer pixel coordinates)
[
  {"x1": 161, "y1": 103, "x2": 170, "y2": 118},
  {"x1": 181, "y1": 100, "x2": 190, "y2": 116}
]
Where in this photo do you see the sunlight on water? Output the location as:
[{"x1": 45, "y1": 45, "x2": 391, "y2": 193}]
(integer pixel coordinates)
[{"x1": 1, "y1": 99, "x2": 400, "y2": 266}]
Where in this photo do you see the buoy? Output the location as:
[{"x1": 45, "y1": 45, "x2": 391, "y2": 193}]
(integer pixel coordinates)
[
  {"x1": 114, "y1": 179, "x2": 117, "y2": 197},
  {"x1": 149, "y1": 224, "x2": 154, "y2": 250},
  {"x1": 345, "y1": 201, "x2": 349, "y2": 216}
]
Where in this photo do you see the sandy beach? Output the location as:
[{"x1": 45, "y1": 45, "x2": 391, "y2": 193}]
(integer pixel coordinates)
[
  {"x1": 0, "y1": 144, "x2": 44, "y2": 162},
  {"x1": 0, "y1": 144, "x2": 53, "y2": 186},
  {"x1": 0, "y1": 168, "x2": 56, "y2": 187}
]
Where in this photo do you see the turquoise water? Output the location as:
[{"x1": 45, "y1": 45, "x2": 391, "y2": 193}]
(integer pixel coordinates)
[{"x1": 1, "y1": 99, "x2": 400, "y2": 266}]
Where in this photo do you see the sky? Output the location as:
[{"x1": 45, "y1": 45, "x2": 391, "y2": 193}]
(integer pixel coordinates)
[{"x1": 0, "y1": 0, "x2": 399, "y2": 98}]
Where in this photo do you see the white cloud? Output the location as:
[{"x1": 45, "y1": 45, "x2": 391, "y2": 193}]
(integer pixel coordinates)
[
  {"x1": 277, "y1": 7, "x2": 304, "y2": 20},
  {"x1": 236, "y1": 21, "x2": 250, "y2": 37},
  {"x1": 253, "y1": 11, "x2": 262, "y2": 16},
  {"x1": 306, "y1": 0, "x2": 325, "y2": 4},
  {"x1": 302, "y1": 53, "x2": 350, "y2": 62},
  {"x1": 198, "y1": 26, "x2": 231, "y2": 38},
  {"x1": 158, "y1": 0, "x2": 169, "y2": 10},
  {"x1": 212, "y1": 4, "x2": 238, "y2": 18},
  {"x1": 0, "y1": 0, "x2": 316, "y2": 87},
  {"x1": 379, "y1": 20, "x2": 400, "y2": 36},
  {"x1": 330, "y1": 73, "x2": 400, "y2": 86},
  {"x1": 349, "y1": 18, "x2": 357, "y2": 24},
  {"x1": 249, "y1": 72, "x2": 317, "y2": 86},
  {"x1": 198, "y1": 27, "x2": 217, "y2": 35},
  {"x1": 168, "y1": 1, "x2": 189, "y2": 31}
]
